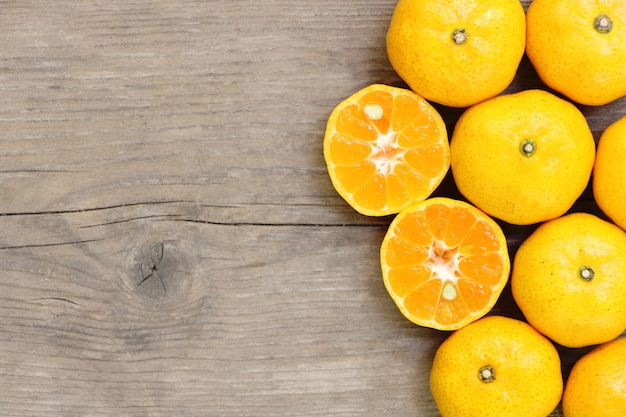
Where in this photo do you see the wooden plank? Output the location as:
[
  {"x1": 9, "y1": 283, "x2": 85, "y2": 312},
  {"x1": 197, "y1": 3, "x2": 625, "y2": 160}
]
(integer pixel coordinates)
[
  {"x1": 0, "y1": 0, "x2": 624, "y2": 415},
  {"x1": 1, "y1": 213, "x2": 447, "y2": 416},
  {"x1": 0, "y1": 0, "x2": 396, "y2": 225}
]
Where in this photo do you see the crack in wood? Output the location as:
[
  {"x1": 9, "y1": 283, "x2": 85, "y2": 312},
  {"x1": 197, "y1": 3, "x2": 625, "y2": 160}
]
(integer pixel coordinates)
[
  {"x1": 138, "y1": 242, "x2": 167, "y2": 295},
  {"x1": 166, "y1": 218, "x2": 388, "y2": 228},
  {"x1": 78, "y1": 214, "x2": 183, "y2": 229},
  {"x1": 30, "y1": 297, "x2": 82, "y2": 306},
  {"x1": 0, "y1": 238, "x2": 104, "y2": 251},
  {"x1": 0, "y1": 200, "x2": 197, "y2": 217}
]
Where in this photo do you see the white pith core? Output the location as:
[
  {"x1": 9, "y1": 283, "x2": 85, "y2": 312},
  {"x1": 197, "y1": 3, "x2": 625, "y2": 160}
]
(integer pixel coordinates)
[
  {"x1": 367, "y1": 130, "x2": 406, "y2": 177},
  {"x1": 429, "y1": 241, "x2": 460, "y2": 301}
]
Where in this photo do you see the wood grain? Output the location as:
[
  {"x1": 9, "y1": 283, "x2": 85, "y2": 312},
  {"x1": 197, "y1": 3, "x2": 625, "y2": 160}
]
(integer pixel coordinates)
[{"x1": 0, "y1": 1, "x2": 623, "y2": 415}]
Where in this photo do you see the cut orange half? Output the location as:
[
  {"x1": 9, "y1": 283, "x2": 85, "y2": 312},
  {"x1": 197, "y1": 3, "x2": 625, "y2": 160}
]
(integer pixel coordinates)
[
  {"x1": 323, "y1": 84, "x2": 450, "y2": 216},
  {"x1": 381, "y1": 197, "x2": 510, "y2": 330}
]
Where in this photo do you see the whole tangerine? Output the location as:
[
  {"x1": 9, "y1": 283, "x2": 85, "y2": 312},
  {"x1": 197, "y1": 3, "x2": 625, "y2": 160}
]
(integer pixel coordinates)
[
  {"x1": 593, "y1": 115, "x2": 626, "y2": 230},
  {"x1": 526, "y1": 0, "x2": 626, "y2": 106},
  {"x1": 512, "y1": 213, "x2": 626, "y2": 348},
  {"x1": 430, "y1": 316, "x2": 563, "y2": 417},
  {"x1": 450, "y1": 89, "x2": 595, "y2": 225},
  {"x1": 386, "y1": 0, "x2": 525, "y2": 108},
  {"x1": 562, "y1": 337, "x2": 626, "y2": 417}
]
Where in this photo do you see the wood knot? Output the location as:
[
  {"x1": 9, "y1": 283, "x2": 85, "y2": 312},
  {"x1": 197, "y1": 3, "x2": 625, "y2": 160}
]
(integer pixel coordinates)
[{"x1": 131, "y1": 240, "x2": 193, "y2": 301}]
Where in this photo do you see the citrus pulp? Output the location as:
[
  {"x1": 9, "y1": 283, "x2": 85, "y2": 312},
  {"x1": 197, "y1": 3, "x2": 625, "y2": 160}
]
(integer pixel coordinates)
[
  {"x1": 380, "y1": 197, "x2": 510, "y2": 331},
  {"x1": 323, "y1": 84, "x2": 449, "y2": 216}
]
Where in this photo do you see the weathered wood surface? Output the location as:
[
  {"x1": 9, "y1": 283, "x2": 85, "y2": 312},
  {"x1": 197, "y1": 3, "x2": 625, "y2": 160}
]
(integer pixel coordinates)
[{"x1": 0, "y1": 1, "x2": 624, "y2": 415}]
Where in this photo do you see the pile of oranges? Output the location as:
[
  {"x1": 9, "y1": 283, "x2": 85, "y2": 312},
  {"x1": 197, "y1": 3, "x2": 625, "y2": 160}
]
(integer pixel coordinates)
[{"x1": 323, "y1": 1, "x2": 626, "y2": 416}]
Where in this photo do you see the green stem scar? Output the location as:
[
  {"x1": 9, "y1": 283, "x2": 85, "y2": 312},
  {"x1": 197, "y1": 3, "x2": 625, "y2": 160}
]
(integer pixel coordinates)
[
  {"x1": 519, "y1": 138, "x2": 536, "y2": 157},
  {"x1": 594, "y1": 14, "x2": 613, "y2": 34},
  {"x1": 452, "y1": 28, "x2": 468, "y2": 44},
  {"x1": 479, "y1": 365, "x2": 496, "y2": 383},
  {"x1": 579, "y1": 265, "x2": 595, "y2": 282}
]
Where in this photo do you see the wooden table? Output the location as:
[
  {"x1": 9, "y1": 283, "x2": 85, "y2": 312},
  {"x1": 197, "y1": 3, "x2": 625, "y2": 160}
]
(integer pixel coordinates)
[{"x1": 1, "y1": 1, "x2": 624, "y2": 415}]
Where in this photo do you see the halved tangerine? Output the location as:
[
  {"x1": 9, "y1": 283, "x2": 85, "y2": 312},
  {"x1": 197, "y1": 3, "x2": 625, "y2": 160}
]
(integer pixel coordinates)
[
  {"x1": 380, "y1": 197, "x2": 510, "y2": 330},
  {"x1": 323, "y1": 84, "x2": 450, "y2": 216}
]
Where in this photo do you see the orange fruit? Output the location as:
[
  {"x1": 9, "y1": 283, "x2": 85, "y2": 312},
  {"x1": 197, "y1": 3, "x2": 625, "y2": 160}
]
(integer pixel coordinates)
[
  {"x1": 593, "y1": 115, "x2": 626, "y2": 230},
  {"x1": 430, "y1": 316, "x2": 563, "y2": 417},
  {"x1": 323, "y1": 84, "x2": 450, "y2": 217},
  {"x1": 380, "y1": 197, "x2": 510, "y2": 331},
  {"x1": 526, "y1": 0, "x2": 626, "y2": 106},
  {"x1": 511, "y1": 212, "x2": 626, "y2": 348},
  {"x1": 386, "y1": 0, "x2": 526, "y2": 108},
  {"x1": 450, "y1": 89, "x2": 595, "y2": 226},
  {"x1": 562, "y1": 337, "x2": 626, "y2": 417}
]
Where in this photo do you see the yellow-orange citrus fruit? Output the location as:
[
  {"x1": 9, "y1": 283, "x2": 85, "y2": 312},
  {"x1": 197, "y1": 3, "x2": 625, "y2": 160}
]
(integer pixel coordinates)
[
  {"x1": 562, "y1": 337, "x2": 626, "y2": 417},
  {"x1": 323, "y1": 84, "x2": 450, "y2": 216},
  {"x1": 512, "y1": 212, "x2": 626, "y2": 348},
  {"x1": 450, "y1": 89, "x2": 595, "y2": 225},
  {"x1": 386, "y1": 0, "x2": 525, "y2": 108},
  {"x1": 593, "y1": 115, "x2": 626, "y2": 230},
  {"x1": 526, "y1": 0, "x2": 626, "y2": 106},
  {"x1": 380, "y1": 197, "x2": 510, "y2": 331},
  {"x1": 430, "y1": 316, "x2": 563, "y2": 417}
]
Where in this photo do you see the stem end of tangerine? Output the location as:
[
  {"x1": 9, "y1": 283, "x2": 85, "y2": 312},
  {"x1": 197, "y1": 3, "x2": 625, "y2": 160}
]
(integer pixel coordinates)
[
  {"x1": 520, "y1": 139, "x2": 536, "y2": 157},
  {"x1": 594, "y1": 14, "x2": 613, "y2": 34},
  {"x1": 579, "y1": 265, "x2": 595, "y2": 282},
  {"x1": 452, "y1": 28, "x2": 468, "y2": 45},
  {"x1": 479, "y1": 365, "x2": 496, "y2": 383}
]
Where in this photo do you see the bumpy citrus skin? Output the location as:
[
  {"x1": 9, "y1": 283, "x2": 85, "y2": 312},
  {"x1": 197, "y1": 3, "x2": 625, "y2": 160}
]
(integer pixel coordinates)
[
  {"x1": 512, "y1": 213, "x2": 626, "y2": 348},
  {"x1": 562, "y1": 337, "x2": 626, "y2": 417},
  {"x1": 593, "y1": 116, "x2": 626, "y2": 230},
  {"x1": 526, "y1": 0, "x2": 626, "y2": 106},
  {"x1": 430, "y1": 316, "x2": 563, "y2": 417},
  {"x1": 450, "y1": 89, "x2": 595, "y2": 225},
  {"x1": 386, "y1": 0, "x2": 525, "y2": 108}
]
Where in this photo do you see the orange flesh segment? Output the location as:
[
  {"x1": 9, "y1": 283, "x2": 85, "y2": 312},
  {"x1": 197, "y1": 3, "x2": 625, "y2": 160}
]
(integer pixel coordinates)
[{"x1": 382, "y1": 199, "x2": 509, "y2": 329}]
